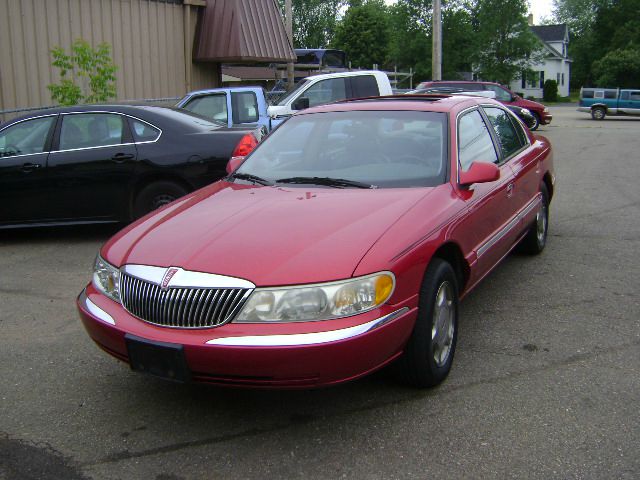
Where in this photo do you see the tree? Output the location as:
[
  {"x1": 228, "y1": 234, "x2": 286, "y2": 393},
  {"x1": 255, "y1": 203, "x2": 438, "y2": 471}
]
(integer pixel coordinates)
[
  {"x1": 277, "y1": 0, "x2": 346, "y2": 48},
  {"x1": 592, "y1": 47, "x2": 640, "y2": 87},
  {"x1": 543, "y1": 79, "x2": 558, "y2": 101},
  {"x1": 332, "y1": 0, "x2": 390, "y2": 68},
  {"x1": 387, "y1": 0, "x2": 433, "y2": 81},
  {"x1": 472, "y1": 0, "x2": 540, "y2": 84},
  {"x1": 553, "y1": 0, "x2": 640, "y2": 87},
  {"x1": 48, "y1": 40, "x2": 117, "y2": 106}
]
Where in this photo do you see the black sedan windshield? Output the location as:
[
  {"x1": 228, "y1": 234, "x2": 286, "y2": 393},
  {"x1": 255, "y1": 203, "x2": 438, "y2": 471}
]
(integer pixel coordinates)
[{"x1": 236, "y1": 110, "x2": 448, "y2": 188}]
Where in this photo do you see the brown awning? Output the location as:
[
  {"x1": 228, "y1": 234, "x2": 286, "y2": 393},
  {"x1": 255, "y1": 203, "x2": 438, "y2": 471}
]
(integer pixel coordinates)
[{"x1": 194, "y1": 0, "x2": 296, "y2": 63}]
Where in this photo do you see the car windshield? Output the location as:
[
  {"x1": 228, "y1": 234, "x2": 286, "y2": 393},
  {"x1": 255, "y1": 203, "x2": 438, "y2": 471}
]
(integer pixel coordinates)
[
  {"x1": 235, "y1": 110, "x2": 448, "y2": 188},
  {"x1": 276, "y1": 79, "x2": 311, "y2": 106}
]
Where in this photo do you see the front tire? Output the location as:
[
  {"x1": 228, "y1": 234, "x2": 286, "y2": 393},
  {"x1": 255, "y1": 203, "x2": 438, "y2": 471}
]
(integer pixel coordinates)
[
  {"x1": 133, "y1": 181, "x2": 188, "y2": 219},
  {"x1": 591, "y1": 107, "x2": 606, "y2": 120},
  {"x1": 530, "y1": 112, "x2": 541, "y2": 131},
  {"x1": 397, "y1": 259, "x2": 459, "y2": 388},
  {"x1": 519, "y1": 183, "x2": 549, "y2": 255}
]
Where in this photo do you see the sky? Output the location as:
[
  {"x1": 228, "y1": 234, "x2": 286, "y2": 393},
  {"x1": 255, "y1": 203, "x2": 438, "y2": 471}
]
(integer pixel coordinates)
[{"x1": 530, "y1": 0, "x2": 554, "y2": 23}]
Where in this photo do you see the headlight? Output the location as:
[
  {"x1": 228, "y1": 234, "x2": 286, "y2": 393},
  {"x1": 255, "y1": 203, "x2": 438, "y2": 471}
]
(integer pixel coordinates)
[
  {"x1": 234, "y1": 272, "x2": 395, "y2": 323},
  {"x1": 92, "y1": 255, "x2": 121, "y2": 303},
  {"x1": 543, "y1": 107, "x2": 549, "y2": 113}
]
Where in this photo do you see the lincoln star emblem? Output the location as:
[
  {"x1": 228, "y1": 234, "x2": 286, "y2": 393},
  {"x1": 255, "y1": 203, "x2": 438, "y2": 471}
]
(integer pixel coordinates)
[{"x1": 161, "y1": 267, "x2": 179, "y2": 289}]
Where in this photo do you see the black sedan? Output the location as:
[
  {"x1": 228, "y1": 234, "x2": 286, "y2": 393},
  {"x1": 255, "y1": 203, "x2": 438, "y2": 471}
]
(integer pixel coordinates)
[{"x1": 0, "y1": 105, "x2": 265, "y2": 228}]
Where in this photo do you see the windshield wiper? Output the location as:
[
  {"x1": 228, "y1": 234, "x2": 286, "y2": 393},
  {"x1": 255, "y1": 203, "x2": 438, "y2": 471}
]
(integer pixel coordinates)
[
  {"x1": 275, "y1": 176, "x2": 377, "y2": 189},
  {"x1": 228, "y1": 172, "x2": 274, "y2": 186}
]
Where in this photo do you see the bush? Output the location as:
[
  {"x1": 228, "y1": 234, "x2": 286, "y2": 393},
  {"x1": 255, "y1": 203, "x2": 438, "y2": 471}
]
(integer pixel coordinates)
[
  {"x1": 543, "y1": 79, "x2": 558, "y2": 102},
  {"x1": 48, "y1": 39, "x2": 117, "y2": 106}
]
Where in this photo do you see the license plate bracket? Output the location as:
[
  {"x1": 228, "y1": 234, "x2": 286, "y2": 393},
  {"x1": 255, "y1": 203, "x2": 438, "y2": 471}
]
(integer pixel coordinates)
[{"x1": 125, "y1": 334, "x2": 191, "y2": 383}]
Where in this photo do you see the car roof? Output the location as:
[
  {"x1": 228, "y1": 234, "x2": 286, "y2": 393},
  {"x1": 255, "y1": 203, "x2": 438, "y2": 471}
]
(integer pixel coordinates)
[
  {"x1": 300, "y1": 94, "x2": 498, "y2": 115},
  {"x1": 4, "y1": 104, "x2": 218, "y2": 129}
]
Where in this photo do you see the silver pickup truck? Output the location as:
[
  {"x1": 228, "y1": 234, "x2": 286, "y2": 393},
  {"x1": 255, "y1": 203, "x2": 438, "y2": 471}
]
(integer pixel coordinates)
[{"x1": 578, "y1": 87, "x2": 640, "y2": 120}]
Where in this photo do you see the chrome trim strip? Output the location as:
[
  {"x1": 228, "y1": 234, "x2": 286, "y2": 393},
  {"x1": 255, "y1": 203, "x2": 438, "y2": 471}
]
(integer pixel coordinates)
[
  {"x1": 121, "y1": 265, "x2": 256, "y2": 289},
  {"x1": 205, "y1": 307, "x2": 410, "y2": 347},
  {"x1": 477, "y1": 195, "x2": 541, "y2": 258},
  {"x1": 81, "y1": 292, "x2": 116, "y2": 325}
]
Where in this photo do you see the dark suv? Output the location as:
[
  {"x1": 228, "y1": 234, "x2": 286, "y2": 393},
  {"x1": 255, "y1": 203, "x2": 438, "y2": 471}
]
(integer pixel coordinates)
[{"x1": 416, "y1": 81, "x2": 552, "y2": 130}]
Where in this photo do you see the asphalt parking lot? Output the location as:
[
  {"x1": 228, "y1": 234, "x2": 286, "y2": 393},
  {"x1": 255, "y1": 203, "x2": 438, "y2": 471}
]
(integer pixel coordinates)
[{"x1": 1, "y1": 105, "x2": 639, "y2": 480}]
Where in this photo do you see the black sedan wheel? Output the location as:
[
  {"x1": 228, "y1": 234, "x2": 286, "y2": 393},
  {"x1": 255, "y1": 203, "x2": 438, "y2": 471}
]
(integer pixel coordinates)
[
  {"x1": 397, "y1": 258, "x2": 459, "y2": 388},
  {"x1": 530, "y1": 112, "x2": 541, "y2": 131},
  {"x1": 133, "y1": 181, "x2": 188, "y2": 219}
]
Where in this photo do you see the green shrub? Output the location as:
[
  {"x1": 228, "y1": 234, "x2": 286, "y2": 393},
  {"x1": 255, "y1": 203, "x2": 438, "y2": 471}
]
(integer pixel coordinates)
[
  {"x1": 543, "y1": 79, "x2": 558, "y2": 102},
  {"x1": 48, "y1": 40, "x2": 117, "y2": 106}
]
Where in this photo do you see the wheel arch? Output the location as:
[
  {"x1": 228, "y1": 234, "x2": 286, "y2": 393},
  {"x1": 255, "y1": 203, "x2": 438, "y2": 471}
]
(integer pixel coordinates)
[
  {"x1": 430, "y1": 242, "x2": 470, "y2": 295},
  {"x1": 542, "y1": 172, "x2": 554, "y2": 201}
]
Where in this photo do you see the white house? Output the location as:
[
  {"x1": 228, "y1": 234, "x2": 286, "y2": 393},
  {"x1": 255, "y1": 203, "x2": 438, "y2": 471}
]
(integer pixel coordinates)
[{"x1": 510, "y1": 20, "x2": 572, "y2": 98}]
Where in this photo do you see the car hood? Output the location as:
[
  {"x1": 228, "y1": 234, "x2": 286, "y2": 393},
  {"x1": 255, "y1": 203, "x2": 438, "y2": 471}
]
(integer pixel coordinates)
[
  {"x1": 103, "y1": 182, "x2": 434, "y2": 286},
  {"x1": 515, "y1": 97, "x2": 546, "y2": 112}
]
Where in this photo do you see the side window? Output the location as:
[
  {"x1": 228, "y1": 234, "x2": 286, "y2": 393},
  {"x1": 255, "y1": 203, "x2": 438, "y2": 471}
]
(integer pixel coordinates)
[
  {"x1": 351, "y1": 75, "x2": 379, "y2": 97},
  {"x1": 620, "y1": 91, "x2": 630, "y2": 100},
  {"x1": 182, "y1": 94, "x2": 228, "y2": 123},
  {"x1": 59, "y1": 113, "x2": 124, "y2": 150},
  {"x1": 485, "y1": 85, "x2": 513, "y2": 102},
  {"x1": 231, "y1": 91, "x2": 259, "y2": 124},
  {"x1": 131, "y1": 119, "x2": 160, "y2": 142},
  {"x1": 483, "y1": 107, "x2": 525, "y2": 159},
  {"x1": 303, "y1": 78, "x2": 347, "y2": 107},
  {"x1": 0, "y1": 116, "x2": 55, "y2": 157},
  {"x1": 630, "y1": 91, "x2": 640, "y2": 101},
  {"x1": 458, "y1": 109, "x2": 498, "y2": 172}
]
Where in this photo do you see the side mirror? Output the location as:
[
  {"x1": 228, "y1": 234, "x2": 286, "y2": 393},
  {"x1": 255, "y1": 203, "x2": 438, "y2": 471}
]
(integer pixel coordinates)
[
  {"x1": 292, "y1": 97, "x2": 310, "y2": 111},
  {"x1": 226, "y1": 156, "x2": 245, "y2": 174},
  {"x1": 459, "y1": 162, "x2": 500, "y2": 186}
]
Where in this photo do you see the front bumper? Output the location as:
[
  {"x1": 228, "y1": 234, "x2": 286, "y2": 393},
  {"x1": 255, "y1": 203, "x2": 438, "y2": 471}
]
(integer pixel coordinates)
[{"x1": 77, "y1": 285, "x2": 417, "y2": 388}]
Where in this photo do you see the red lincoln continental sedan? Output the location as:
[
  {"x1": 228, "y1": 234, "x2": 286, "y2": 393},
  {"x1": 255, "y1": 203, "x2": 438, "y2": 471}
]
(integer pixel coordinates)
[{"x1": 77, "y1": 94, "x2": 554, "y2": 388}]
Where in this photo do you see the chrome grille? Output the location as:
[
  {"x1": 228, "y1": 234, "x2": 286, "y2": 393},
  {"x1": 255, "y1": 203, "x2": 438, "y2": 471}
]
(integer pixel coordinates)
[{"x1": 120, "y1": 273, "x2": 252, "y2": 328}]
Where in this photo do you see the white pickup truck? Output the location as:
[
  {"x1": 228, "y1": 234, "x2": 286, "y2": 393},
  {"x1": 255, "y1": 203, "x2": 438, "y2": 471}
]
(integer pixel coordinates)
[
  {"x1": 178, "y1": 70, "x2": 393, "y2": 131},
  {"x1": 267, "y1": 70, "x2": 393, "y2": 123}
]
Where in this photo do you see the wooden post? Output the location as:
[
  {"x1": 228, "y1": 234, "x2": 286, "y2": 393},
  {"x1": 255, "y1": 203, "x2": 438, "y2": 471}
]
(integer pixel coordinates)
[{"x1": 432, "y1": 0, "x2": 442, "y2": 81}]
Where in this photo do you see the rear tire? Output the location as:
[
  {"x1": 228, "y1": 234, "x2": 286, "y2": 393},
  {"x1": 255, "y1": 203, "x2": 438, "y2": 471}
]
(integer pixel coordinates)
[
  {"x1": 591, "y1": 107, "x2": 606, "y2": 120},
  {"x1": 397, "y1": 258, "x2": 459, "y2": 388},
  {"x1": 519, "y1": 184, "x2": 549, "y2": 255},
  {"x1": 133, "y1": 181, "x2": 188, "y2": 219}
]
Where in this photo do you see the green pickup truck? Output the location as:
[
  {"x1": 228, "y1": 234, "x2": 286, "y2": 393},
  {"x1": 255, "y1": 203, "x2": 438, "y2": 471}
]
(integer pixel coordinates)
[{"x1": 578, "y1": 87, "x2": 640, "y2": 120}]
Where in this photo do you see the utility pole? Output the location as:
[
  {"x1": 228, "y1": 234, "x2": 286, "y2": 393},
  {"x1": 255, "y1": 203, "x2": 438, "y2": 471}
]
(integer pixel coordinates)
[
  {"x1": 285, "y1": 0, "x2": 295, "y2": 91},
  {"x1": 432, "y1": 0, "x2": 442, "y2": 81}
]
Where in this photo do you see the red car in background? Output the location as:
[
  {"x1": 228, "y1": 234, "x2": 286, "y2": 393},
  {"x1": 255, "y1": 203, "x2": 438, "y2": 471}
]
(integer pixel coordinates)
[
  {"x1": 416, "y1": 80, "x2": 553, "y2": 130},
  {"x1": 78, "y1": 94, "x2": 555, "y2": 389}
]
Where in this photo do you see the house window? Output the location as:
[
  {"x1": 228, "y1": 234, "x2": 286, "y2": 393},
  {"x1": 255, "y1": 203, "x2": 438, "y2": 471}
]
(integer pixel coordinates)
[
  {"x1": 557, "y1": 73, "x2": 560, "y2": 84},
  {"x1": 539, "y1": 71, "x2": 545, "y2": 89},
  {"x1": 562, "y1": 73, "x2": 565, "y2": 86}
]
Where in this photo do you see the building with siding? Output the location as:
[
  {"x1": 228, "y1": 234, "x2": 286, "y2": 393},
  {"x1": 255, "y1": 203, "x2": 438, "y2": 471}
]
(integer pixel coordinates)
[
  {"x1": 509, "y1": 20, "x2": 572, "y2": 98},
  {"x1": 0, "y1": 0, "x2": 294, "y2": 121}
]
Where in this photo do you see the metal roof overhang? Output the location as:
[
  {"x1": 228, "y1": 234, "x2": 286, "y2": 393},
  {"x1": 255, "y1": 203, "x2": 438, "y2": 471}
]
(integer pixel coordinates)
[{"x1": 193, "y1": 0, "x2": 295, "y2": 63}]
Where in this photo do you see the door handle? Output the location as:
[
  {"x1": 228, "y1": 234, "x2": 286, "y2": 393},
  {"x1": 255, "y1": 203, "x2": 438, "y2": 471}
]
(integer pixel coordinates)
[
  {"x1": 21, "y1": 163, "x2": 42, "y2": 172},
  {"x1": 111, "y1": 153, "x2": 134, "y2": 162},
  {"x1": 506, "y1": 182, "x2": 514, "y2": 198}
]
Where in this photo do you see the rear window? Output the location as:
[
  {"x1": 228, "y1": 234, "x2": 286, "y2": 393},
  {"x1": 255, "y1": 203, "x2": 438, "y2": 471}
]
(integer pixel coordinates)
[
  {"x1": 352, "y1": 75, "x2": 379, "y2": 97},
  {"x1": 582, "y1": 90, "x2": 594, "y2": 99},
  {"x1": 237, "y1": 110, "x2": 448, "y2": 188}
]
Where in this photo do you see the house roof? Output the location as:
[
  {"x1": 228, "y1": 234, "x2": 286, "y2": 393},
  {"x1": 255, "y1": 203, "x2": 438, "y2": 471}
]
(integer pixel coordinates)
[
  {"x1": 193, "y1": 0, "x2": 296, "y2": 63},
  {"x1": 531, "y1": 24, "x2": 568, "y2": 43}
]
